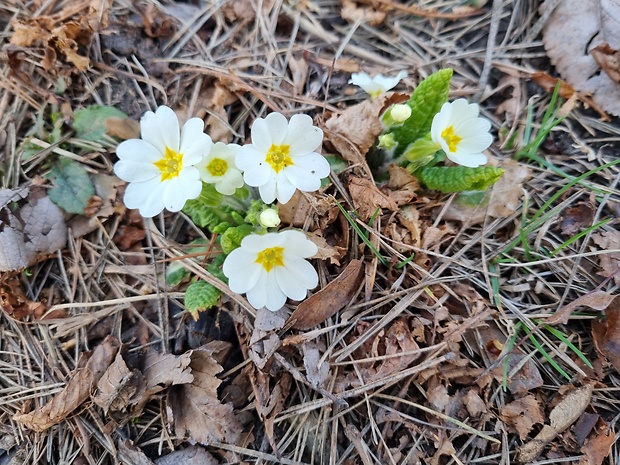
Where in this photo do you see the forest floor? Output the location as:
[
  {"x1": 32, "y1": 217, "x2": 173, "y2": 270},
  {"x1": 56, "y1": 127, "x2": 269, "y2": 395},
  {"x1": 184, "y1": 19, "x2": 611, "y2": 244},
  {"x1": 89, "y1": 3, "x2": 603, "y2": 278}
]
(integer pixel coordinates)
[{"x1": 1, "y1": 0, "x2": 620, "y2": 464}]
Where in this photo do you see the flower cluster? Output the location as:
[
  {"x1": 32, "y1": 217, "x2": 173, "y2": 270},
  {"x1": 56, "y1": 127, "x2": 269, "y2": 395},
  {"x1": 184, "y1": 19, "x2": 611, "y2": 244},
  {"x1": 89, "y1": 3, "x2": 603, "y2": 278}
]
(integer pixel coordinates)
[
  {"x1": 115, "y1": 107, "x2": 330, "y2": 216},
  {"x1": 114, "y1": 106, "x2": 327, "y2": 312}
]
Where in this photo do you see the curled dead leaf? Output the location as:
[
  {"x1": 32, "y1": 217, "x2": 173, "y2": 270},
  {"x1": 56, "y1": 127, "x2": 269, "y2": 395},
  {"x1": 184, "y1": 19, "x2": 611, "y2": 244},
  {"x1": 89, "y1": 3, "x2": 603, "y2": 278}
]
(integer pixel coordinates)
[
  {"x1": 14, "y1": 336, "x2": 120, "y2": 432},
  {"x1": 592, "y1": 295, "x2": 620, "y2": 374},
  {"x1": 288, "y1": 259, "x2": 364, "y2": 330}
]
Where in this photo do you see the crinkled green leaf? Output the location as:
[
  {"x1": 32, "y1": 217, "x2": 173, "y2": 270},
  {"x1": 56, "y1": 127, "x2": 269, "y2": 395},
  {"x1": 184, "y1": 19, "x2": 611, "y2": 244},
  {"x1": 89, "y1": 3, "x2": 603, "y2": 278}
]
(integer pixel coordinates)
[
  {"x1": 220, "y1": 224, "x2": 254, "y2": 254},
  {"x1": 73, "y1": 105, "x2": 128, "y2": 142},
  {"x1": 417, "y1": 165, "x2": 504, "y2": 193},
  {"x1": 47, "y1": 158, "x2": 95, "y2": 214},
  {"x1": 385, "y1": 69, "x2": 453, "y2": 158},
  {"x1": 183, "y1": 184, "x2": 242, "y2": 232},
  {"x1": 184, "y1": 280, "x2": 222, "y2": 320},
  {"x1": 206, "y1": 252, "x2": 227, "y2": 283}
]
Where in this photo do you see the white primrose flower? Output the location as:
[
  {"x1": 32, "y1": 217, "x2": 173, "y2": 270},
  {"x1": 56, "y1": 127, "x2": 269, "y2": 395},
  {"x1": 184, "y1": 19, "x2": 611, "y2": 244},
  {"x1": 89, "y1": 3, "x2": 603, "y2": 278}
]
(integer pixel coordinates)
[
  {"x1": 430, "y1": 99, "x2": 493, "y2": 168},
  {"x1": 196, "y1": 142, "x2": 244, "y2": 195},
  {"x1": 349, "y1": 70, "x2": 408, "y2": 98},
  {"x1": 222, "y1": 230, "x2": 318, "y2": 311},
  {"x1": 114, "y1": 106, "x2": 212, "y2": 217},
  {"x1": 235, "y1": 113, "x2": 330, "y2": 205}
]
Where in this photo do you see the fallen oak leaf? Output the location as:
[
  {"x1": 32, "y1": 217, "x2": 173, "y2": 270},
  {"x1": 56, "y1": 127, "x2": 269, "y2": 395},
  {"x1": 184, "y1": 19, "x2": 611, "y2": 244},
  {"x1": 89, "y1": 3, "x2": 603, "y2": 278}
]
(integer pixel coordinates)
[
  {"x1": 14, "y1": 335, "x2": 120, "y2": 432},
  {"x1": 287, "y1": 258, "x2": 364, "y2": 330},
  {"x1": 348, "y1": 176, "x2": 398, "y2": 221}
]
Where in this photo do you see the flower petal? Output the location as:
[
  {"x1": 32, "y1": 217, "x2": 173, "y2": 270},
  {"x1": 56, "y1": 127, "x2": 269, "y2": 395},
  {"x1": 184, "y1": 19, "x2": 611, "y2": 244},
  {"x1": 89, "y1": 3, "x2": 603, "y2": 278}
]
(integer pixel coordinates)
[
  {"x1": 214, "y1": 169, "x2": 244, "y2": 195},
  {"x1": 162, "y1": 167, "x2": 201, "y2": 211},
  {"x1": 457, "y1": 133, "x2": 493, "y2": 154},
  {"x1": 449, "y1": 99, "x2": 480, "y2": 126},
  {"x1": 116, "y1": 139, "x2": 162, "y2": 163},
  {"x1": 141, "y1": 106, "x2": 180, "y2": 153},
  {"x1": 349, "y1": 72, "x2": 372, "y2": 87},
  {"x1": 248, "y1": 118, "x2": 272, "y2": 152},
  {"x1": 446, "y1": 151, "x2": 488, "y2": 168},
  {"x1": 124, "y1": 177, "x2": 167, "y2": 217},
  {"x1": 279, "y1": 230, "x2": 318, "y2": 258},
  {"x1": 285, "y1": 114, "x2": 323, "y2": 155},
  {"x1": 180, "y1": 118, "x2": 213, "y2": 165},
  {"x1": 263, "y1": 272, "x2": 287, "y2": 311},
  {"x1": 264, "y1": 112, "x2": 289, "y2": 145},
  {"x1": 274, "y1": 172, "x2": 297, "y2": 204},
  {"x1": 258, "y1": 176, "x2": 278, "y2": 204},
  {"x1": 114, "y1": 160, "x2": 160, "y2": 183},
  {"x1": 223, "y1": 249, "x2": 263, "y2": 293},
  {"x1": 276, "y1": 256, "x2": 318, "y2": 300}
]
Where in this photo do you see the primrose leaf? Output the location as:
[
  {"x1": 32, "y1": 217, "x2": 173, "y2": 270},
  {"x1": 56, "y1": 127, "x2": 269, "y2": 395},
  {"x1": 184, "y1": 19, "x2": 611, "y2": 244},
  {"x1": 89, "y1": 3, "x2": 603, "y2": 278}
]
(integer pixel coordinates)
[
  {"x1": 416, "y1": 165, "x2": 505, "y2": 193},
  {"x1": 385, "y1": 69, "x2": 453, "y2": 158},
  {"x1": 73, "y1": 105, "x2": 128, "y2": 142},
  {"x1": 220, "y1": 224, "x2": 254, "y2": 254},
  {"x1": 185, "y1": 280, "x2": 222, "y2": 320},
  {"x1": 47, "y1": 158, "x2": 95, "y2": 214}
]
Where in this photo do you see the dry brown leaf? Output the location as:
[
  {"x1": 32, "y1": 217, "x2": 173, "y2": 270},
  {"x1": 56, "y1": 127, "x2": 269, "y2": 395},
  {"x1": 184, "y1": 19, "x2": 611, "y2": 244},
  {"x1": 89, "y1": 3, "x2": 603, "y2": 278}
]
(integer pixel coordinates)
[
  {"x1": 14, "y1": 336, "x2": 120, "y2": 432},
  {"x1": 324, "y1": 93, "x2": 407, "y2": 165},
  {"x1": 560, "y1": 198, "x2": 595, "y2": 236},
  {"x1": 517, "y1": 384, "x2": 593, "y2": 463},
  {"x1": 348, "y1": 176, "x2": 398, "y2": 221},
  {"x1": 106, "y1": 116, "x2": 140, "y2": 140},
  {"x1": 118, "y1": 439, "x2": 155, "y2": 465},
  {"x1": 592, "y1": 295, "x2": 620, "y2": 374},
  {"x1": 579, "y1": 419, "x2": 616, "y2": 465},
  {"x1": 547, "y1": 290, "x2": 616, "y2": 325},
  {"x1": 0, "y1": 273, "x2": 47, "y2": 320},
  {"x1": 69, "y1": 174, "x2": 123, "y2": 238},
  {"x1": 306, "y1": 231, "x2": 347, "y2": 265},
  {"x1": 0, "y1": 187, "x2": 68, "y2": 272},
  {"x1": 288, "y1": 258, "x2": 364, "y2": 330},
  {"x1": 463, "y1": 389, "x2": 487, "y2": 417},
  {"x1": 302, "y1": 342, "x2": 330, "y2": 389},
  {"x1": 155, "y1": 446, "x2": 219, "y2": 465},
  {"x1": 541, "y1": 0, "x2": 620, "y2": 116},
  {"x1": 341, "y1": 0, "x2": 387, "y2": 26},
  {"x1": 11, "y1": 17, "x2": 92, "y2": 71},
  {"x1": 591, "y1": 231, "x2": 620, "y2": 285},
  {"x1": 500, "y1": 395, "x2": 544, "y2": 439},
  {"x1": 591, "y1": 43, "x2": 620, "y2": 83},
  {"x1": 169, "y1": 341, "x2": 242, "y2": 445},
  {"x1": 93, "y1": 352, "x2": 146, "y2": 414}
]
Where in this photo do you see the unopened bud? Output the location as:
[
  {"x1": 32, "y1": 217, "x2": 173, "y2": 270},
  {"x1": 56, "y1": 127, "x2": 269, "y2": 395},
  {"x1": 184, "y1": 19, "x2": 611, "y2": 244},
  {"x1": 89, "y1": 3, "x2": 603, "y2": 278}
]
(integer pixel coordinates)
[
  {"x1": 259, "y1": 208, "x2": 281, "y2": 228},
  {"x1": 391, "y1": 104, "x2": 411, "y2": 123}
]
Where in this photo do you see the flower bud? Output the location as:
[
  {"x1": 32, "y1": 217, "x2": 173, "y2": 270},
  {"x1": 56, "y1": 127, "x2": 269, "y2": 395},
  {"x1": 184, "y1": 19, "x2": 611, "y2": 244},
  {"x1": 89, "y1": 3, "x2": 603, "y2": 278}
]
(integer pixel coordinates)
[
  {"x1": 391, "y1": 104, "x2": 411, "y2": 123},
  {"x1": 259, "y1": 208, "x2": 281, "y2": 228}
]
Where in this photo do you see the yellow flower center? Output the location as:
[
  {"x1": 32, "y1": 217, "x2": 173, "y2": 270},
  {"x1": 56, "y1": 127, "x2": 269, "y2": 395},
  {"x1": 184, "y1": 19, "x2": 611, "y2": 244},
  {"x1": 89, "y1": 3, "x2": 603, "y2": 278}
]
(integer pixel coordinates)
[
  {"x1": 206, "y1": 157, "x2": 228, "y2": 177},
  {"x1": 266, "y1": 144, "x2": 293, "y2": 173},
  {"x1": 154, "y1": 146, "x2": 183, "y2": 181},
  {"x1": 255, "y1": 246, "x2": 284, "y2": 272},
  {"x1": 441, "y1": 126, "x2": 462, "y2": 153}
]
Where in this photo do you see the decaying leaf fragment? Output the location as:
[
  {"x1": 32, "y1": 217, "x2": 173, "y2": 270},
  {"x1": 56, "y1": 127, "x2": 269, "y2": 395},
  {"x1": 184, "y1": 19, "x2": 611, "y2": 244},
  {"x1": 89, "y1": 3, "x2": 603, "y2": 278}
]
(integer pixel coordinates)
[
  {"x1": 14, "y1": 336, "x2": 120, "y2": 432},
  {"x1": 500, "y1": 395, "x2": 545, "y2": 439},
  {"x1": 516, "y1": 384, "x2": 593, "y2": 463},
  {"x1": 10, "y1": 16, "x2": 92, "y2": 71},
  {"x1": 591, "y1": 231, "x2": 620, "y2": 286},
  {"x1": 0, "y1": 187, "x2": 68, "y2": 272},
  {"x1": 169, "y1": 341, "x2": 242, "y2": 445}
]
